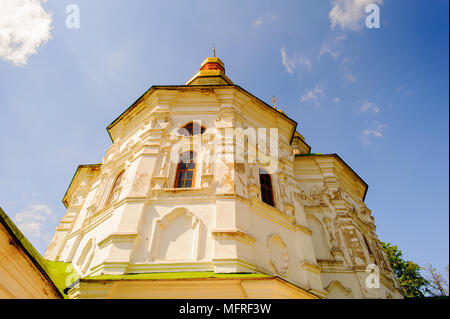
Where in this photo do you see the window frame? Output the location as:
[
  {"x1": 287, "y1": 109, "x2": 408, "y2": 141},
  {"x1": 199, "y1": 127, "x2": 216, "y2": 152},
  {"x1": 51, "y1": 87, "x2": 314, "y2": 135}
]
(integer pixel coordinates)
[
  {"x1": 259, "y1": 168, "x2": 275, "y2": 207},
  {"x1": 105, "y1": 170, "x2": 124, "y2": 206},
  {"x1": 174, "y1": 151, "x2": 196, "y2": 188}
]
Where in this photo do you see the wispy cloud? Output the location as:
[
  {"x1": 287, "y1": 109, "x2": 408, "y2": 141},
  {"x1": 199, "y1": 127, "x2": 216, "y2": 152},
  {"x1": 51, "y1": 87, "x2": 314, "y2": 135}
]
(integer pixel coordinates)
[
  {"x1": 329, "y1": 0, "x2": 383, "y2": 31},
  {"x1": 360, "y1": 122, "x2": 386, "y2": 145},
  {"x1": 281, "y1": 46, "x2": 295, "y2": 74},
  {"x1": 301, "y1": 85, "x2": 325, "y2": 106},
  {"x1": 319, "y1": 35, "x2": 347, "y2": 59},
  {"x1": 253, "y1": 14, "x2": 277, "y2": 28},
  {"x1": 14, "y1": 204, "x2": 55, "y2": 243},
  {"x1": 0, "y1": 0, "x2": 52, "y2": 66},
  {"x1": 340, "y1": 57, "x2": 356, "y2": 83},
  {"x1": 280, "y1": 46, "x2": 312, "y2": 76},
  {"x1": 320, "y1": 44, "x2": 339, "y2": 59},
  {"x1": 359, "y1": 100, "x2": 380, "y2": 113},
  {"x1": 333, "y1": 97, "x2": 341, "y2": 103}
]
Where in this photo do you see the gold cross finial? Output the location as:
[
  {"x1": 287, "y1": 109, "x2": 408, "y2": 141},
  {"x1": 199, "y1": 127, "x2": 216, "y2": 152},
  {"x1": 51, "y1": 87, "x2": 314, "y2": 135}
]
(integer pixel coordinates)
[{"x1": 213, "y1": 45, "x2": 216, "y2": 57}]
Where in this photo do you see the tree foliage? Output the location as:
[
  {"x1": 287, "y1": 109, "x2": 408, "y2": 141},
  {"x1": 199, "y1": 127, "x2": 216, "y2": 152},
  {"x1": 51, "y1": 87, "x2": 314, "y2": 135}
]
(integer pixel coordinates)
[{"x1": 381, "y1": 242, "x2": 430, "y2": 298}]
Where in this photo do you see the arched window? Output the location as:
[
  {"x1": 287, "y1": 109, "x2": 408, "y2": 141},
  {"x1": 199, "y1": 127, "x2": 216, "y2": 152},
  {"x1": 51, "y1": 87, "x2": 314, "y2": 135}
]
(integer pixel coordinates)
[
  {"x1": 105, "y1": 171, "x2": 124, "y2": 206},
  {"x1": 178, "y1": 122, "x2": 205, "y2": 136},
  {"x1": 175, "y1": 152, "x2": 196, "y2": 188},
  {"x1": 259, "y1": 168, "x2": 274, "y2": 207}
]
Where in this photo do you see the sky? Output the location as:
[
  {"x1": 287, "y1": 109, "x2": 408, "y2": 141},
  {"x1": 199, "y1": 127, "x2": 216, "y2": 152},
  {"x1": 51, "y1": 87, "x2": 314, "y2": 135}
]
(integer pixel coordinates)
[{"x1": 0, "y1": 0, "x2": 448, "y2": 276}]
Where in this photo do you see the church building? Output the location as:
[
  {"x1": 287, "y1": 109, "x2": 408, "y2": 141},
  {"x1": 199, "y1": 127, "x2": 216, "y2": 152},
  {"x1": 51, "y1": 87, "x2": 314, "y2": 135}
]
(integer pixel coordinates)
[{"x1": 42, "y1": 55, "x2": 403, "y2": 299}]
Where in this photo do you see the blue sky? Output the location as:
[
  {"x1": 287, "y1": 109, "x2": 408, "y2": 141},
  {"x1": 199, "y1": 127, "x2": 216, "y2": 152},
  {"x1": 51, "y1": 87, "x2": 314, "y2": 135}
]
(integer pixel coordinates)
[{"x1": 0, "y1": 1, "x2": 448, "y2": 275}]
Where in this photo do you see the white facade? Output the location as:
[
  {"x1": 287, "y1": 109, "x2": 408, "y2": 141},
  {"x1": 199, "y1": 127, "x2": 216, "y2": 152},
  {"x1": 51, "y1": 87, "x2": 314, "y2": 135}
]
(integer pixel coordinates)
[{"x1": 45, "y1": 56, "x2": 403, "y2": 299}]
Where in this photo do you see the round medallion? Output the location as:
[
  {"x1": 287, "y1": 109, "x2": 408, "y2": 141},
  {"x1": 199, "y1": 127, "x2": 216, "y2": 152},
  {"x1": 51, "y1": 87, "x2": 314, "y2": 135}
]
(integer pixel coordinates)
[{"x1": 268, "y1": 235, "x2": 289, "y2": 276}]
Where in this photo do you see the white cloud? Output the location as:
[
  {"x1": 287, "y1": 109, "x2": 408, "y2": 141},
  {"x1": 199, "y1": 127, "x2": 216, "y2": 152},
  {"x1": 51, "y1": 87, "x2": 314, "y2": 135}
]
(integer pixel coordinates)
[
  {"x1": 300, "y1": 57, "x2": 312, "y2": 71},
  {"x1": 281, "y1": 46, "x2": 295, "y2": 74},
  {"x1": 253, "y1": 14, "x2": 277, "y2": 28},
  {"x1": 0, "y1": 0, "x2": 52, "y2": 66},
  {"x1": 281, "y1": 46, "x2": 312, "y2": 75},
  {"x1": 320, "y1": 43, "x2": 339, "y2": 59},
  {"x1": 320, "y1": 35, "x2": 347, "y2": 59},
  {"x1": 301, "y1": 85, "x2": 325, "y2": 106},
  {"x1": 14, "y1": 204, "x2": 54, "y2": 242},
  {"x1": 360, "y1": 123, "x2": 386, "y2": 145},
  {"x1": 344, "y1": 70, "x2": 355, "y2": 82},
  {"x1": 359, "y1": 100, "x2": 380, "y2": 113},
  {"x1": 333, "y1": 97, "x2": 341, "y2": 103},
  {"x1": 329, "y1": 0, "x2": 383, "y2": 31},
  {"x1": 253, "y1": 18, "x2": 263, "y2": 28},
  {"x1": 340, "y1": 57, "x2": 356, "y2": 83}
]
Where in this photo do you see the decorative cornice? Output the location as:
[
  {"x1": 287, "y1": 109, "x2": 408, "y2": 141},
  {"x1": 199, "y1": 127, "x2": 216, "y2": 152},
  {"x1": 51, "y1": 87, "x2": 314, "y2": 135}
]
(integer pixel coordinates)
[
  {"x1": 98, "y1": 232, "x2": 138, "y2": 249},
  {"x1": 299, "y1": 261, "x2": 322, "y2": 274},
  {"x1": 252, "y1": 200, "x2": 312, "y2": 235},
  {"x1": 211, "y1": 229, "x2": 257, "y2": 245}
]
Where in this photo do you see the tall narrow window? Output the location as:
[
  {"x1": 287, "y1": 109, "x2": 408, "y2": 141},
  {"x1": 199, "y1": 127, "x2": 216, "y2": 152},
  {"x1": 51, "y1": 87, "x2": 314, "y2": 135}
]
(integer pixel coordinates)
[
  {"x1": 175, "y1": 151, "x2": 196, "y2": 188},
  {"x1": 259, "y1": 168, "x2": 274, "y2": 207},
  {"x1": 105, "y1": 171, "x2": 124, "y2": 206}
]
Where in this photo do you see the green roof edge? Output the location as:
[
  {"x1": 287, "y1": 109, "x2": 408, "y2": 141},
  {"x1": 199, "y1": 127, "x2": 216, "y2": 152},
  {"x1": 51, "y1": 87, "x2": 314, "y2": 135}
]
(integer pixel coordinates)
[{"x1": 0, "y1": 207, "x2": 79, "y2": 298}]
